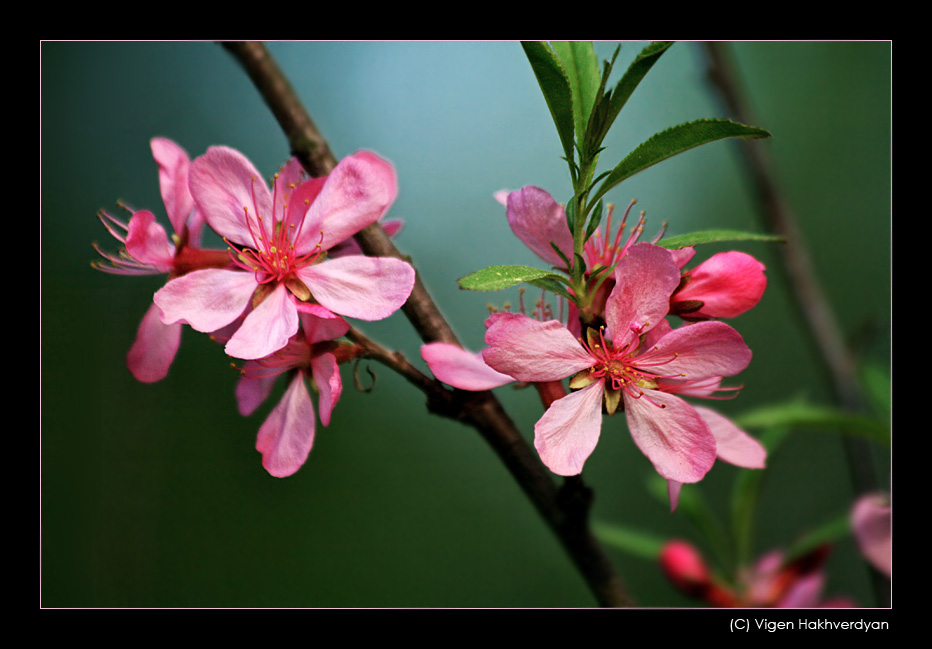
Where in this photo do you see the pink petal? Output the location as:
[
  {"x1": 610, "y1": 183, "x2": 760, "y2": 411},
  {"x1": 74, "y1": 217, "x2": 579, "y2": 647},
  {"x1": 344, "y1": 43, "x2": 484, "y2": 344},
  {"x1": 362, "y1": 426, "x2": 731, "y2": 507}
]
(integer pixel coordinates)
[
  {"x1": 777, "y1": 572, "x2": 825, "y2": 608},
  {"x1": 482, "y1": 313, "x2": 593, "y2": 383},
  {"x1": 694, "y1": 406, "x2": 766, "y2": 469},
  {"x1": 624, "y1": 390, "x2": 717, "y2": 483},
  {"x1": 667, "y1": 480, "x2": 683, "y2": 512},
  {"x1": 154, "y1": 268, "x2": 257, "y2": 332},
  {"x1": 125, "y1": 210, "x2": 174, "y2": 270},
  {"x1": 421, "y1": 342, "x2": 514, "y2": 390},
  {"x1": 297, "y1": 151, "x2": 398, "y2": 253},
  {"x1": 605, "y1": 243, "x2": 681, "y2": 347},
  {"x1": 255, "y1": 374, "x2": 316, "y2": 478},
  {"x1": 235, "y1": 361, "x2": 279, "y2": 416},
  {"x1": 637, "y1": 320, "x2": 752, "y2": 382},
  {"x1": 505, "y1": 186, "x2": 574, "y2": 267},
  {"x1": 852, "y1": 493, "x2": 892, "y2": 577},
  {"x1": 328, "y1": 219, "x2": 404, "y2": 258},
  {"x1": 225, "y1": 283, "x2": 299, "y2": 360},
  {"x1": 127, "y1": 302, "x2": 182, "y2": 383},
  {"x1": 297, "y1": 305, "x2": 350, "y2": 344},
  {"x1": 310, "y1": 352, "x2": 342, "y2": 427},
  {"x1": 189, "y1": 145, "x2": 272, "y2": 247},
  {"x1": 150, "y1": 137, "x2": 195, "y2": 235},
  {"x1": 296, "y1": 255, "x2": 414, "y2": 321},
  {"x1": 674, "y1": 251, "x2": 767, "y2": 318},
  {"x1": 534, "y1": 380, "x2": 605, "y2": 476}
]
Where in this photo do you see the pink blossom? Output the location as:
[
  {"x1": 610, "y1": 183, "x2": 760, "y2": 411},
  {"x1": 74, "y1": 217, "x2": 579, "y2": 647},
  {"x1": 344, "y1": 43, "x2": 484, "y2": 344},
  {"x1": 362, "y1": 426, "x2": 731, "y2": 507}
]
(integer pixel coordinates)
[
  {"x1": 93, "y1": 138, "x2": 230, "y2": 383},
  {"x1": 671, "y1": 251, "x2": 767, "y2": 319},
  {"x1": 660, "y1": 540, "x2": 855, "y2": 607},
  {"x1": 852, "y1": 491, "x2": 892, "y2": 577},
  {"x1": 236, "y1": 307, "x2": 353, "y2": 477},
  {"x1": 482, "y1": 243, "x2": 759, "y2": 485},
  {"x1": 153, "y1": 146, "x2": 415, "y2": 361}
]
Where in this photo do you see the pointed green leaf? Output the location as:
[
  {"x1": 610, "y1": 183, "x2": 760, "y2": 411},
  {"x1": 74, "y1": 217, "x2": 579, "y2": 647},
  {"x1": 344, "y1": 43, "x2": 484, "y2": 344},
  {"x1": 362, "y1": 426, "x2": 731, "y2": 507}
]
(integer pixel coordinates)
[
  {"x1": 593, "y1": 521, "x2": 666, "y2": 560},
  {"x1": 552, "y1": 41, "x2": 601, "y2": 147},
  {"x1": 521, "y1": 41, "x2": 577, "y2": 164},
  {"x1": 591, "y1": 118, "x2": 772, "y2": 205},
  {"x1": 458, "y1": 265, "x2": 570, "y2": 292},
  {"x1": 588, "y1": 41, "x2": 674, "y2": 152},
  {"x1": 783, "y1": 513, "x2": 853, "y2": 563},
  {"x1": 657, "y1": 229, "x2": 785, "y2": 250},
  {"x1": 734, "y1": 399, "x2": 891, "y2": 446}
]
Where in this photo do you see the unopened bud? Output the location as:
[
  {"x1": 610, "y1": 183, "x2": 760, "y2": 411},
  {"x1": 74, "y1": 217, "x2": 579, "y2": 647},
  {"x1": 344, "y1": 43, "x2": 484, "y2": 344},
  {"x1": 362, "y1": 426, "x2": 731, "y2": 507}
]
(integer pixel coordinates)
[{"x1": 659, "y1": 540, "x2": 711, "y2": 596}]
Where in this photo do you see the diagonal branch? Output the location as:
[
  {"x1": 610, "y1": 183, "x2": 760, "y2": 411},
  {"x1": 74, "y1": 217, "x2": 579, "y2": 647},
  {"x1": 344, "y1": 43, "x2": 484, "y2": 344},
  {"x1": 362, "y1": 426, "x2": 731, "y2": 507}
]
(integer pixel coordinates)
[{"x1": 220, "y1": 40, "x2": 633, "y2": 607}]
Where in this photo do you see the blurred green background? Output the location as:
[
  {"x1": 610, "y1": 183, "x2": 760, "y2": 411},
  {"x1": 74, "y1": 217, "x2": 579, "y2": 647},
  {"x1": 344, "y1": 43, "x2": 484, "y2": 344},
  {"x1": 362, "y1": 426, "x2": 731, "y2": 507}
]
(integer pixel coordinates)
[{"x1": 41, "y1": 41, "x2": 891, "y2": 608}]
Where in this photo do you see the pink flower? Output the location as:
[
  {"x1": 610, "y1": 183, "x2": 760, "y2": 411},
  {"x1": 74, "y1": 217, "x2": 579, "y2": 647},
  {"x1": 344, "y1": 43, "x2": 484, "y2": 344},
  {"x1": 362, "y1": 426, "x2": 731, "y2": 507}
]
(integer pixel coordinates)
[
  {"x1": 482, "y1": 243, "x2": 760, "y2": 485},
  {"x1": 852, "y1": 491, "x2": 892, "y2": 577},
  {"x1": 660, "y1": 540, "x2": 855, "y2": 607},
  {"x1": 236, "y1": 306, "x2": 354, "y2": 477},
  {"x1": 670, "y1": 251, "x2": 767, "y2": 319},
  {"x1": 94, "y1": 138, "x2": 230, "y2": 383},
  {"x1": 153, "y1": 147, "x2": 416, "y2": 361}
]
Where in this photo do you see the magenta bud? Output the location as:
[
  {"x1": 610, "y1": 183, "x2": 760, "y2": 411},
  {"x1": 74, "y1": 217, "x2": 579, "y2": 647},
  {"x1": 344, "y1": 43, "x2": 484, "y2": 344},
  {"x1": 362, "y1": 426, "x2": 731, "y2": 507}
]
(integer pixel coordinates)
[
  {"x1": 659, "y1": 540, "x2": 711, "y2": 595},
  {"x1": 672, "y1": 251, "x2": 767, "y2": 319}
]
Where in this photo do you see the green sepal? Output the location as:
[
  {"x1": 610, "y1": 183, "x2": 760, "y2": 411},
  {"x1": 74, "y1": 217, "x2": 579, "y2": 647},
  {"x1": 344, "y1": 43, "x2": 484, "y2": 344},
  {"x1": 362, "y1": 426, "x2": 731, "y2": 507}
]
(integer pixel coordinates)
[{"x1": 603, "y1": 386, "x2": 621, "y2": 415}]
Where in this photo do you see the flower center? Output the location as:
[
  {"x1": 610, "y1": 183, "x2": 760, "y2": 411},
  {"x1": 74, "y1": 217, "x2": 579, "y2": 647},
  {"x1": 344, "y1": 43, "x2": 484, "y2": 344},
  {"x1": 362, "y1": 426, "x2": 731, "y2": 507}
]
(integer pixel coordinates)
[
  {"x1": 578, "y1": 326, "x2": 683, "y2": 408},
  {"x1": 226, "y1": 175, "x2": 325, "y2": 292}
]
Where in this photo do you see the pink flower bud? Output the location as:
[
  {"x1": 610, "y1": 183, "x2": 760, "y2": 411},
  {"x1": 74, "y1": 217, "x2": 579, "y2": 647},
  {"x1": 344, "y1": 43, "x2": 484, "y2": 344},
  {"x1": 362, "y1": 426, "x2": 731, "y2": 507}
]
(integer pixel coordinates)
[
  {"x1": 672, "y1": 251, "x2": 767, "y2": 319},
  {"x1": 660, "y1": 540, "x2": 711, "y2": 596}
]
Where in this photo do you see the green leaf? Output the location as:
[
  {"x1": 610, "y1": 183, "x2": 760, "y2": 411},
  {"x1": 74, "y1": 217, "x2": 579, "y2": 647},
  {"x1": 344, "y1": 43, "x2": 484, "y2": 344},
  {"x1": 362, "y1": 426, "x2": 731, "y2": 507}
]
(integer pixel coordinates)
[
  {"x1": 593, "y1": 521, "x2": 666, "y2": 560},
  {"x1": 591, "y1": 118, "x2": 772, "y2": 205},
  {"x1": 587, "y1": 41, "x2": 674, "y2": 154},
  {"x1": 657, "y1": 229, "x2": 785, "y2": 249},
  {"x1": 551, "y1": 41, "x2": 601, "y2": 149},
  {"x1": 734, "y1": 399, "x2": 891, "y2": 446},
  {"x1": 783, "y1": 513, "x2": 853, "y2": 563},
  {"x1": 521, "y1": 41, "x2": 577, "y2": 165},
  {"x1": 458, "y1": 265, "x2": 570, "y2": 293}
]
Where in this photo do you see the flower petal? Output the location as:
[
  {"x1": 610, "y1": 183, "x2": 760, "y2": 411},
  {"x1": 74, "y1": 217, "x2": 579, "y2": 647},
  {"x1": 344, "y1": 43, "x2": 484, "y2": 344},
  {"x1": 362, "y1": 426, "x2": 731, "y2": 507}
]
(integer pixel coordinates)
[
  {"x1": 125, "y1": 210, "x2": 174, "y2": 270},
  {"x1": 255, "y1": 374, "x2": 316, "y2": 478},
  {"x1": 694, "y1": 406, "x2": 766, "y2": 469},
  {"x1": 421, "y1": 342, "x2": 514, "y2": 391},
  {"x1": 310, "y1": 352, "x2": 342, "y2": 427},
  {"x1": 296, "y1": 151, "x2": 398, "y2": 253},
  {"x1": 624, "y1": 390, "x2": 717, "y2": 483},
  {"x1": 297, "y1": 305, "x2": 350, "y2": 344},
  {"x1": 534, "y1": 380, "x2": 605, "y2": 476},
  {"x1": 150, "y1": 137, "x2": 195, "y2": 235},
  {"x1": 852, "y1": 493, "x2": 892, "y2": 577},
  {"x1": 225, "y1": 283, "x2": 299, "y2": 360},
  {"x1": 638, "y1": 320, "x2": 752, "y2": 381},
  {"x1": 127, "y1": 302, "x2": 182, "y2": 383},
  {"x1": 189, "y1": 145, "x2": 272, "y2": 247},
  {"x1": 605, "y1": 243, "x2": 681, "y2": 346},
  {"x1": 505, "y1": 186, "x2": 574, "y2": 267},
  {"x1": 297, "y1": 255, "x2": 414, "y2": 321},
  {"x1": 235, "y1": 361, "x2": 279, "y2": 416},
  {"x1": 154, "y1": 268, "x2": 257, "y2": 332},
  {"x1": 482, "y1": 313, "x2": 593, "y2": 383}
]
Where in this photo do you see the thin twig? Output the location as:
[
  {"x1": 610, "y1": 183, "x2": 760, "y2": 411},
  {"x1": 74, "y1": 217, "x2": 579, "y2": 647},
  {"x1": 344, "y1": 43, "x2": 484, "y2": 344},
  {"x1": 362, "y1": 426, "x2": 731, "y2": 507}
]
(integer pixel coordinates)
[
  {"x1": 220, "y1": 40, "x2": 633, "y2": 607},
  {"x1": 701, "y1": 41, "x2": 889, "y2": 606}
]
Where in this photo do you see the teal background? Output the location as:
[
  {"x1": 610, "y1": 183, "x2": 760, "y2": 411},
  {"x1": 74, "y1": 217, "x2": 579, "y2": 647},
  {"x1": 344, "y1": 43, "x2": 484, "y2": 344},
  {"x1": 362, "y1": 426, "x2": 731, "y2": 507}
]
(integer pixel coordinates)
[{"x1": 41, "y1": 41, "x2": 891, "y2": 608}]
